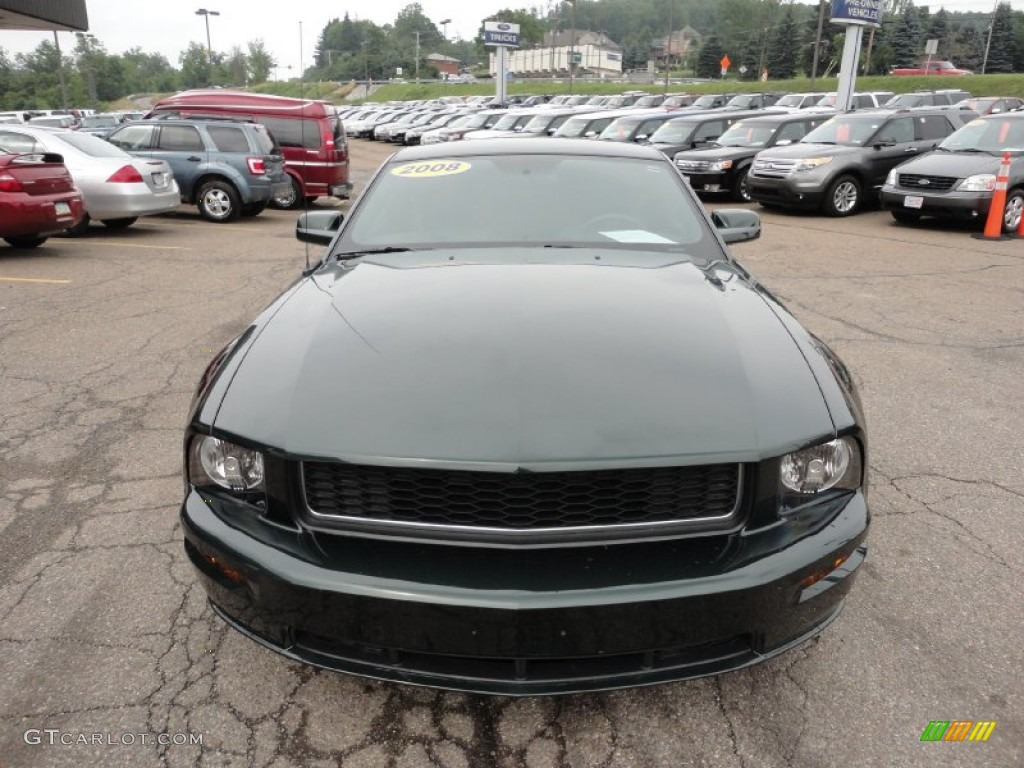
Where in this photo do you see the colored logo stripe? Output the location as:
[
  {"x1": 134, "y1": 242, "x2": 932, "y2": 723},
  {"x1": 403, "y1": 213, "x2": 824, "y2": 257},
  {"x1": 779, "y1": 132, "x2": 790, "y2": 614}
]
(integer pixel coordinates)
[
  {"x1": 920, "y1": 721, "x2": 996, "y2": 742},
  {"x1": 968, "y1": 722, "x2": 996, "y2": 742}
]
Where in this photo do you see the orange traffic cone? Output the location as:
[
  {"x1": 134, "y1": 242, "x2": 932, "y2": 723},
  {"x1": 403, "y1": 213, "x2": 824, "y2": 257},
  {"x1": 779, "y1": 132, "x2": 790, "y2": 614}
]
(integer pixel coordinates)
[{"x1": 974, "y1": 152, "x2": 1012, "y2": 240}]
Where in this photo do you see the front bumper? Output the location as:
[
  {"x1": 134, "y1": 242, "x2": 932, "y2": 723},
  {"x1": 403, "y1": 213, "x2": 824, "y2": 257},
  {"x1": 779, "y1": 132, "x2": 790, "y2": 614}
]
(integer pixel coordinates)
[
  {"x1": 747, "y1": 175, "x2": 827, "y2": 209},
  {"x1": 880, "y1": 187, "x2": 990, "y2": 219},
  {"x1": 182, "y1": 489, "x2": 869, "y2": 696},
  {"x1": 681, "y1": 171, "x2": 731, "y2": 193}
]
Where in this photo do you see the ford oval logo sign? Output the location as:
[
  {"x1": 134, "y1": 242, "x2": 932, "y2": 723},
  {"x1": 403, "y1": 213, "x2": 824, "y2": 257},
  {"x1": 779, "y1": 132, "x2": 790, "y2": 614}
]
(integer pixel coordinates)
[{"x1": 497, "y1": 23, "x2": 511, "y2": 31}]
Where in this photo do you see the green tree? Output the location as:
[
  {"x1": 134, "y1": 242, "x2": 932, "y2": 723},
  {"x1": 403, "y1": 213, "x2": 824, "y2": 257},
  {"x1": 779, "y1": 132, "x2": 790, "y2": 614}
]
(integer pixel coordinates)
[
  {"x1": 223, "y1": 46, "x2": 248, "y2": 86},
  {"x1": 180, "y1": 42, "x2": 212, "y2": 88},
  {"x1": 891, "y1": 4, "x2": 923, "y2": 68},
  {"x1": 696, "y1": 33, "x2": 723, "y2": 78},
  {"x1": 120, "y1": 48, "x2": 179, "y2": 93},
  {"x1": 765, "y1": 5, "x2": 799, "y2": 80},
  {"x1": 984, "y1": 3, "x2": 1016, "y2": 73},
  {"x1": 925, "y1": 7, "x2": 950, "y2": 53},
  {"x1": 247, "y1": 40, "x2": 275, "y2": 84},
  {"x1": 950, "y1": 23, "x2": 983, "y2": 72}
]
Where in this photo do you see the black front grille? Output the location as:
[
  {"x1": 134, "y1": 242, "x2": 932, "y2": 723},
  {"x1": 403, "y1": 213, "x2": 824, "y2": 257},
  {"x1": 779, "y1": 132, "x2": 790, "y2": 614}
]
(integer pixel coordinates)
[
  {"x1": 302, "y1": 462, "x2": 740, "y2": 537},
  {"x1": 897, "y1": 173, "x2": 957, "y2": 191}
]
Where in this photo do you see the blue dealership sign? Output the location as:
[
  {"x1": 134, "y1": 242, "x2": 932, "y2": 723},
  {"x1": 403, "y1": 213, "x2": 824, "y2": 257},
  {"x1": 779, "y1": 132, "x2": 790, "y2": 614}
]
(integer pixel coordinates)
[
  {"x1": 484, "y1": 21, "x2": 520, "y2": 47},
  {"x1": 830, "y1": 0, "x2": 883, "y2": 28}
]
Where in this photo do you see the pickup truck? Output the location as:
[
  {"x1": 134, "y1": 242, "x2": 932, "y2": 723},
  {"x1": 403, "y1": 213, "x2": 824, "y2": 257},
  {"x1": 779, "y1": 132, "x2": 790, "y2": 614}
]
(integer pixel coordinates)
[{"x1": 890, "y1": 60, "x2": 973, "y2": 75}]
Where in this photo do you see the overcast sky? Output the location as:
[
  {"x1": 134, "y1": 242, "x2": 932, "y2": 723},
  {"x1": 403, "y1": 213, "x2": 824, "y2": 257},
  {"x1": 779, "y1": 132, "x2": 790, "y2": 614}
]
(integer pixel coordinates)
[{"x1": 0, "y1": 0, "x2": 1018, "y2": 74}]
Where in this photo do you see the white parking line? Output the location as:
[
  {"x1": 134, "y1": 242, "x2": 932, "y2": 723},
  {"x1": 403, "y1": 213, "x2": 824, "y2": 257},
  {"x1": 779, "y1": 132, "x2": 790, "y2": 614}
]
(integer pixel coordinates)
[
  {"x1": 59, "y1": 241, "x2": 191, "y2": 250},
  {"x1": 0, "y1": 276, "x2": 72, "y2": 284}
]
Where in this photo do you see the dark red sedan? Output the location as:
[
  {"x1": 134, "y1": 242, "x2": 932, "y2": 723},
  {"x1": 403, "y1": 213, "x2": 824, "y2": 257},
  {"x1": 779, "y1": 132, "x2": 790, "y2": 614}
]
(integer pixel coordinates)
[{"x1": 0, "y1": 151, "x2": 84, "y2": 248}]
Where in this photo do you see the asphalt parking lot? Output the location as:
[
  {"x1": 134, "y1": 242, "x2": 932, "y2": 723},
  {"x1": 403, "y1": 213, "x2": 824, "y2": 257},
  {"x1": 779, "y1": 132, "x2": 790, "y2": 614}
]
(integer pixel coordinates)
[{"x1": 1, "y1": 138, "x2": 1021, "y2": 768}]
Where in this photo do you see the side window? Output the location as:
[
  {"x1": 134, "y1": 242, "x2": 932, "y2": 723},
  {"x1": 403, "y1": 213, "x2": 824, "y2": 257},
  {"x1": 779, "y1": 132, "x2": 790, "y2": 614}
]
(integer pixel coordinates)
[
  {"x1": 157, "y1": 125, "x2": 204, "y2": 151},
  {"x1": 108, "y1": 124, "x2": 155, "y2": 151},
  {"x1": 206, "y1": 126, "x2": 250, "y2": 153},
  {"x1": 776, "y1": 122, "x2": 806, "y2": 143},
  {"x1": 876, "y1": 118, "x2": 915, "y2": 144},
  {"x1": 917, "y1": 115, "x2": 954, "y2": 141},
  {"x1": 854, "y1": 95, "x2": 873, "y2": 109},
  {"x1": 0, "y1": 131, "x2": 43, "y2": 154},
  {"x1": 694, "y1": 120, "x2": 724, "y2": 142},
  {"x1": 588, "y1": 118, "x2": 614, "y2": 135}
]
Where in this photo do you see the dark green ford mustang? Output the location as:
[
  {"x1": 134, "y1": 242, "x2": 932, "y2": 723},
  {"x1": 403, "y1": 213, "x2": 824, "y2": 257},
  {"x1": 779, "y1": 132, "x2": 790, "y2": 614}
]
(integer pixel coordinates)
[{"x1": 181, "y1": 139, "x2": 869, "y2": 695}]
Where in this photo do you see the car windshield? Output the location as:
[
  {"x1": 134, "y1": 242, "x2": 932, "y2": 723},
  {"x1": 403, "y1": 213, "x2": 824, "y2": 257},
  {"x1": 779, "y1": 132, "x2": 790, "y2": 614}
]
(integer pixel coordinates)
[
  {"x1": 633, "y1": 96, "x2": 663, "y2": 107},
  {"x1": 81, "y1": 115, "x2": 120, "y2": 128},
  {"x1": 716, "y1": 121, "x2": 776, "y2": 147},
  {"x1": 554, "y1": 117, "x2": 596, "y2": 138},
  {"x1": 49, "y1": 131, "x2": 130, "y2": 157},
  {"x1": 775, "y1": 95, "x2": 807, "y2": 108},
  {"x1": 690, "y1": 96, "x2": 719, "y2": 108},
  {"x1": 599, "y1": 116, "x2": 645, "y2": 141},
  {"x1": 885, "y1": 95, "x2": 924, "y2": 108},
  {"x1": 726, "y1": 96, "x2": 757, "y2": 108},
  {"x1": 458, "y1": 113, "x2": 491, "y2": 130},
  {"x1": 344, "y1": 154, "x2": 708, "y2": 253},
  {"x1": 939, "y1": 117, "x2": 1024, "y2": 152},
  {"x1": 801, "y1": 116, "x2": 881, "y2": 146},
  {"x1": 492, "y1": 113, "x2": 524, "y2": 130},
  {"x1": 648, "y1": 119, "x2": 698, "y2": 144}
]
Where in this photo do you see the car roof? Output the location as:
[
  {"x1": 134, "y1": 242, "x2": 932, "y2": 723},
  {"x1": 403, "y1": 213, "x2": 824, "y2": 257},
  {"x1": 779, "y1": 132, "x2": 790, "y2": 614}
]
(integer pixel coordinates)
[
  {"x1": 391, "y1": 137, "x2": 668, "y2": 162},
  {"x1": 733, "y1": 112, "x2": 827, "y2": 125}
]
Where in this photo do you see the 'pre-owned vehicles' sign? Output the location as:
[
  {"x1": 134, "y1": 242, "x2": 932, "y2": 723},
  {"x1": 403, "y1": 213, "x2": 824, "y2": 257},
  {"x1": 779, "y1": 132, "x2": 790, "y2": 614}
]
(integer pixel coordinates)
[
  {"x1": 484, "y1": 21, "x2": 520, "y2": 47},
  {"x1": 830, "y1": 0, "x2": 883, "y2": 27}
]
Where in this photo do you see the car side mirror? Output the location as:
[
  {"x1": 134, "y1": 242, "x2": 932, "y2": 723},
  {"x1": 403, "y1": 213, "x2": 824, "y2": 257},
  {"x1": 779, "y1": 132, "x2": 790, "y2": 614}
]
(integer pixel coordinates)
[
  {"x1": 296, "y1": 210, "x2": 343, "y2": 245},
  {"x1": 635, "y1": 133, "x2": 648, "y2": 142},
  {"x1": 584, "y1": 130, "x2": 597, "y2": 138},
  {"x1": 712, "y1": 209, "x2": 761, "y2": 244},
  {"x1": 547, "y1": 127, "x2": 557, "y2": 136},
  {"x1": 775, "y1": 139, "x2": 792, "y2": 146}
]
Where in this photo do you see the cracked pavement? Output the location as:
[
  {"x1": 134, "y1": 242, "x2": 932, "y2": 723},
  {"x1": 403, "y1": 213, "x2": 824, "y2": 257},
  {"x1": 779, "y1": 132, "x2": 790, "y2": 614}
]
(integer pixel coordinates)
[{"x1": 1, "y1": 139, "x2": 1021, "y2": 768}]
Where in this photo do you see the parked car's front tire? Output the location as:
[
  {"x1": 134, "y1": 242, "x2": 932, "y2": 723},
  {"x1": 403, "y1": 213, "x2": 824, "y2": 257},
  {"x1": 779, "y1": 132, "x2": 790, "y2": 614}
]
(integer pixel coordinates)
[
  {"x1": 4, "y1": 235, "x2": 47, "y2": 248},
  {"x1": 271, "y1": 176, "x2": 302, "y2": 210},
  {"x1": 197, "y1": 180, "x2": 241, "y2": 222},
  {"x1": 102, "y1": 217, "x2": 138, "y2": 229},
  {"x1": 822, "y1": 175, "x2": 861, "y2": 217}
]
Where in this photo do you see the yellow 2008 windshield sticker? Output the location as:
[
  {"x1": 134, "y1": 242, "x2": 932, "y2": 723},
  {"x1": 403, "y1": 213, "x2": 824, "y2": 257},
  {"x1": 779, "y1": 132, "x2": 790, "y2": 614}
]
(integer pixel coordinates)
[{"x1": 391, "y1": 160, "x2": 471, "y2": 178}]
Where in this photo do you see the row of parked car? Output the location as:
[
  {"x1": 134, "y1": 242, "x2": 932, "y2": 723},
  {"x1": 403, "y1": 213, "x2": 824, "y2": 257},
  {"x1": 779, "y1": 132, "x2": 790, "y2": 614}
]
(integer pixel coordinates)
[
  {"x1": 0, "y1": 90, "x2": 355, "y2": 249},
  {"x1": 341, "y1": 88, "x2": 1023, "y2": 232}
]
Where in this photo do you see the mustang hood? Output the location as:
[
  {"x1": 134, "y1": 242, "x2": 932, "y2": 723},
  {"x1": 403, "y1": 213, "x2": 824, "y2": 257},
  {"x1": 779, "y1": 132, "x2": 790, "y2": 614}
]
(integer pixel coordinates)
[{"x1": 212, "y1": 251, "x2": 834, "y2": 467}]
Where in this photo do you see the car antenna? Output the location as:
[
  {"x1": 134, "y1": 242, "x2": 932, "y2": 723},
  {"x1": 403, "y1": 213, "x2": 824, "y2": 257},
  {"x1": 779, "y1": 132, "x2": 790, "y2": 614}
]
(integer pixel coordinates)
[{"x1": 299, "y1": 19, "x2": 310, "y2": 272}]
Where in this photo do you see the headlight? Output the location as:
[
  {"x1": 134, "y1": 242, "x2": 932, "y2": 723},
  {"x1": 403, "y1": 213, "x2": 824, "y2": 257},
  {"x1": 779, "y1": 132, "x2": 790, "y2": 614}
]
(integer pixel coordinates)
[
  {"x1": 780, "y1": 437, "x2": 861, "y2": 495},
  {"x1": 958, "y1": 174, "x2": 996, "y2": 192},
  {"x1": 189, "y1": 436, "x2": 264, "y2": 492},
  {"x1": 885, "y1": 169, "x2": 897, "y2": 186},
  {"x1": 709, "y1": 159, "x2": 733, "y2": 171},
  {"x1": 793, "y1": 157, "x2": 832, "y2": 173}
]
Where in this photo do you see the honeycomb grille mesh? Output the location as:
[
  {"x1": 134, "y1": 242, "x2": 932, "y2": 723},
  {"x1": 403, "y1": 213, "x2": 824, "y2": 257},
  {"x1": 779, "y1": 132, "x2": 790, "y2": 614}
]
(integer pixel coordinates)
[{"x1": 303, "y1": 462, "x2": 740, "y2": 531}]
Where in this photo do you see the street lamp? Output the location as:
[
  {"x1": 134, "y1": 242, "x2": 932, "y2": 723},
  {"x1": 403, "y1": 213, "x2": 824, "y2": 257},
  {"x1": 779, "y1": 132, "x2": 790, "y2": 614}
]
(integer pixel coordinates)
[
  {"x1": 567, "y1": 0, "x2": 577, "y2": 94},
  {"x1": 439, "y1": 18, "x2": 451, "y2": 42},
  {"x1": 362, "y1": 41, "x2": 370, "y2": 84},
  {"x1": 195, "y1": 8, "x2": 220, "y2": 70}
]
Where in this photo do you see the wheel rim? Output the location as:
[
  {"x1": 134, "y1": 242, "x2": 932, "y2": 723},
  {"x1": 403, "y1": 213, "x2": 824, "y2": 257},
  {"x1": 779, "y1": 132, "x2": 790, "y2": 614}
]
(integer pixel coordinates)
[
  {"x1": 203, "y1": 189, "x2": 232, "y2": 218},
  {"x1": 739, "y1": 173, "x2": 751, "y2": 202},
  {"x1": 833, "y1": 181, "x2": 858, "y2": 213},
  {"x1": 1003, "y1": 195, "x2": 1023, "y2": 231},
  {"x1": 274, "y1": 180, "x2": 298, "y2": 208}
]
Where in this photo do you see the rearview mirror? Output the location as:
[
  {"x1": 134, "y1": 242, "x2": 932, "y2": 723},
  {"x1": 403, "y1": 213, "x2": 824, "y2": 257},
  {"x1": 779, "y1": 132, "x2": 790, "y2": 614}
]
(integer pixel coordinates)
[
  {"x1": 296, "y1": 210, "x2": 343, "y2": 245},
  {"x1": 712, "y1": 209, "x2": 761, "y2": 244}
]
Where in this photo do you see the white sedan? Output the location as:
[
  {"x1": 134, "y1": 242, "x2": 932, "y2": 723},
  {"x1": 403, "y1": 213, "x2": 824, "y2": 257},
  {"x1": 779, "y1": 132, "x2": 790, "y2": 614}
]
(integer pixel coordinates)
[{"x1": 0, "y1": 125, "x2": 180, "y2": 233}]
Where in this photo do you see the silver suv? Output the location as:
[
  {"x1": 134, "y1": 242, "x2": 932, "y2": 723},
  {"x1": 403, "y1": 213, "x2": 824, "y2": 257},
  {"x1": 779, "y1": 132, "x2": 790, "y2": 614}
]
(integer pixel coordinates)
[{"x1": 107, "y1": 118, "x2": 289, "y2": 221}]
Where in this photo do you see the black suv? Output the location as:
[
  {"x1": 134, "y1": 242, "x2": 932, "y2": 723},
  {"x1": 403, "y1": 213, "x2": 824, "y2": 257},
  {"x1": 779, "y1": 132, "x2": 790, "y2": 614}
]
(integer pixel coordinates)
[
  {"x1": 108, "y1": 118, "x2": 289, "y2": 222},
  {"x1": 883, "y1": 90, "x2": 971, "y2": 109},
  {"x1": 747, "y1": 108, "x2": 976, "y2": 216},
  {"x1": 649, "y1": 110, "x2": 782, "y2": 158},
  {"x1": 723, "y1": 92, "x2": 785, "y2": 110},
  {"x1": 674, "y1": 112, "x2": 832, "y2": 201}
]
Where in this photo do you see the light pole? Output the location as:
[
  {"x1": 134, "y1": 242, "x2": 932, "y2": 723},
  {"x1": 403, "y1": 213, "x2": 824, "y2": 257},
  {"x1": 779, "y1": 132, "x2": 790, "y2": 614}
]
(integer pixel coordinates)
[
  {"x1": 439, "y1": 18, "x2": 451, "y2": 43},
  {"x1": 362, "y1": 41, "x2": 370, "y2": 85},
  {"x1": 414, "y1": 30, "x2": 421, "y2": 82},
  {"x1": 568, "y1": 0, "x2": 577, "y2": 94},
  {"x1": 195, "y1": 7, "x2": 220, "y2": 81}
]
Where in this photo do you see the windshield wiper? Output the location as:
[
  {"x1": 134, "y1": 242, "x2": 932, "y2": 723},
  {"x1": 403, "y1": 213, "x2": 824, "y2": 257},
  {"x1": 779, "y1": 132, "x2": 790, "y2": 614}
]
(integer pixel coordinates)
[{"x1": 333, "y1": 246, "x2": 421, "y2": 261}]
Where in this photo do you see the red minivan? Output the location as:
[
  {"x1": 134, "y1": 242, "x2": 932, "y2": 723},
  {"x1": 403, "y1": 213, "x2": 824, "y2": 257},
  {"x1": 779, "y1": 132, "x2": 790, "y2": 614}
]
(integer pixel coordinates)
[{"x1": 148, "y1": 90, "x2": 352, "y2": 209}]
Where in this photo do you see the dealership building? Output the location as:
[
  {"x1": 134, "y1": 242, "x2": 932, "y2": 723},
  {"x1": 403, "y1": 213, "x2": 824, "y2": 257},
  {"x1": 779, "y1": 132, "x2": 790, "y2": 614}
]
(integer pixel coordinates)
[{"x1": 488, "y1": 30, "x2": 623, "y2": 79}]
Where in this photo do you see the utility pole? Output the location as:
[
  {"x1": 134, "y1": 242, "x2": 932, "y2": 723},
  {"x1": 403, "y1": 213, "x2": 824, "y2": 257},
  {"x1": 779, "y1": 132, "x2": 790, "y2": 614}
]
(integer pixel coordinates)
[
  {"x1": 810, "y1": 0, "x2": 826, "y2": 86},
  {"x1": 568, "y1": 0, "x2": 577, "y2": 94},
  {"x1": 664, "y1": 0, "x2": 673, "y2": 93},
  {"x1": 981, "y1": 0, "x2": 998, "y2": 74},
  {"x1": 414, "y1": 30, "x2": 421, "y2": 81},
  {"x1": 52, "y1": 31, "x2": 68, "y2": 109}
]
